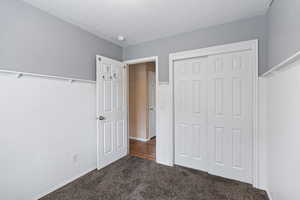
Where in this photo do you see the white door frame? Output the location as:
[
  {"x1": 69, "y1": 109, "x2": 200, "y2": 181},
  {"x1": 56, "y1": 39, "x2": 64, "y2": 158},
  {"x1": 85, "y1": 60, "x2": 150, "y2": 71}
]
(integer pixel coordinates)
[
  {"x1": 123, "y1": 56, "x2": 159, "y2": 161},
  {"x1": 169, "y1": 40, "x2": 259, "y2": 187}
]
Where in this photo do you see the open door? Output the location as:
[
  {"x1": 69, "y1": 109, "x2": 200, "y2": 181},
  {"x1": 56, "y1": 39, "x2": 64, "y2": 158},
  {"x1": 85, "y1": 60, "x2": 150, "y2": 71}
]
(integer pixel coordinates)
[
  {"x1": 96, "y1": 55, "x2": 128, "y2": 169},
  {"x1": 148, "y1": 71, "x2": 156, "y2": 139}
]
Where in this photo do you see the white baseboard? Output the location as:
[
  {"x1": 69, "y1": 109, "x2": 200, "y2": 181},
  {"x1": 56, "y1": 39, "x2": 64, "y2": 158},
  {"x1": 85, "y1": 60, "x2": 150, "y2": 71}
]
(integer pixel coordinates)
[
  {"x1": 266, "y1": 189, "x2": 273, "y2": 200},
  {"x1": 129, "y1": 136, "x2": 150, "y2": 142},
  {"x1": 34, "y1": 167, "x2": 96, "y2": 200},
  {"x1": 156, "y1": 159, "x2": 173, "y2": 167}
]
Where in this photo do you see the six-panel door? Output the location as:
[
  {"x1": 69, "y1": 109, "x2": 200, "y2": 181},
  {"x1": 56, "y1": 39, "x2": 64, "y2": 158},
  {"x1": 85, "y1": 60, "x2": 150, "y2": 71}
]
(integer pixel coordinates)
[
  {"x1": 97, "y1": 56, "x2": 128, "y2": 169},
  {"x1": 174, "y1": 57, "x2": 208, "y2": 171},
  {"x1": 207, "y1": 51, "x2": 253, "y2": 183},
  {"x1": 174, "y1": 50, "x2": 253, "y2": 184}
]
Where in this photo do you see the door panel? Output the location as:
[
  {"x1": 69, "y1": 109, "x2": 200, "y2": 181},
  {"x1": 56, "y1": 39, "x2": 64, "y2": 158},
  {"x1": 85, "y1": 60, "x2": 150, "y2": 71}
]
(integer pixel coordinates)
[
  {"x1": 173, "y1": 50, "x2": 253, "y2": 184},
  {"x1": 174, "y1": 57, "x2": 208, "y2": 171},
  {"x1": 104, "y1": 121, "x2": 113, "y2": 154},
  {"x1": 207, "y1": 51, "x2": 253, "y2": 183},
  {"x1": 148, "y1": 71, "x2": 156, "y2": 138},
  {"x1": 97, "y1": 56, "x2": 128, "y2": 169},
  {"x1": 214, "y1": 126, "x2": 225, "y2": 165}
]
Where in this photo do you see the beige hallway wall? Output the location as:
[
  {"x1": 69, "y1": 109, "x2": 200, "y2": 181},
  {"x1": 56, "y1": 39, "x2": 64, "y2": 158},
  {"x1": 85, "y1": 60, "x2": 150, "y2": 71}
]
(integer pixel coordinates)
[{"x1": 129, "y1": 62, "x2": 155, "y2": 140}]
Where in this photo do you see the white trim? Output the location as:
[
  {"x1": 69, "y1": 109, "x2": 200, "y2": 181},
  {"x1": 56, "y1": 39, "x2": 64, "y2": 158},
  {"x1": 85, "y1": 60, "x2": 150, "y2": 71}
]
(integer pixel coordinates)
[
  {"x1": 34, "y1": 167, "x2": 96, "y2": 200},
  {"x1": 123, "y1": 56, "x2": 158, "y2": 65},
  {"x1": 0, "y1": 69, "x2": 95, "y2": 84},
  {"x1": 169, "y1": 53, "x2": 175, "y2": 167},
  {"x1": 252, "y1": 40, "x2": 259, "y2": 188},
  {"x1": 159, "y1": 81, "x2": 169, "y2": 85},
  {"x1": 169, "y1": 39, "x2": 259, "y2": 186},
  {"x1": 123, "y1": 56, "x2": 159, "y2": 162},
  {"x1": 96, "y1": 56, "x2": 101, "y2": 170},
  {"x1": 266, "y1": 189, "x2": 273, "y2": 200},
  {"x1": 170, "y1": 40, "x2": 256, "y2": 61},
  {"x1": 262, "y1": 50, "x2": 300, "y2": 77},
  {"x1": 129, "y1": 136, "x2": 150, "y2": 142}
]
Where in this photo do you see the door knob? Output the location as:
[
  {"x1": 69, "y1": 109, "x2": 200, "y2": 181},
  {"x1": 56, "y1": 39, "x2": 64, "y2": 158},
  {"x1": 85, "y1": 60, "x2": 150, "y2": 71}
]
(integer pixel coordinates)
[{"x1": 98, "y1": 116, "x2": 105, "y2": 120}]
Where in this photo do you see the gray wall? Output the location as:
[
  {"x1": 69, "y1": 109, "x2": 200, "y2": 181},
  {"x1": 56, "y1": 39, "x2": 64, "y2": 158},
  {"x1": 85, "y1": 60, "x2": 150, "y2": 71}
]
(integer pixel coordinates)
[
  {"x1": 124, "y1": 15, "x2": 268, "y2": 82},
  {"x1": 0, "y1": 0, "x2": 122, "y2": 81},
  {"x1": 266, "y1": 1, "x2": 300, "y2": 200},
  {"x1": 267, "y1": 0, "x2": 300, "y2": 68}
]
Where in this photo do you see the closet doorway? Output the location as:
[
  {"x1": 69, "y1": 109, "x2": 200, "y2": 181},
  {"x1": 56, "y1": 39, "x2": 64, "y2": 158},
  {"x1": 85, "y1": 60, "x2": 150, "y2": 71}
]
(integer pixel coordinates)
[{"x1": 170, "y1": 40, "x2": 258, "y2": 184}]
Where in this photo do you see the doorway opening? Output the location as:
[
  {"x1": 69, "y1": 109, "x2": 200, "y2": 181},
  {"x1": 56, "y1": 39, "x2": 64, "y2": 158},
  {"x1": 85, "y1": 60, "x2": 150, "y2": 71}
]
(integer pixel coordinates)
[{"x1": 128, "y1": 61, "x2": 156, "y2": 161}]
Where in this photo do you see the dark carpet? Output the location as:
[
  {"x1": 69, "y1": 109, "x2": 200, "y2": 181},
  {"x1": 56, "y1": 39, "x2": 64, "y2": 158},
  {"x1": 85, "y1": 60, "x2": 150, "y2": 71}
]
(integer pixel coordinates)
[{"x1": 40, "y1": 156, "x2": 269, "y2": 200}]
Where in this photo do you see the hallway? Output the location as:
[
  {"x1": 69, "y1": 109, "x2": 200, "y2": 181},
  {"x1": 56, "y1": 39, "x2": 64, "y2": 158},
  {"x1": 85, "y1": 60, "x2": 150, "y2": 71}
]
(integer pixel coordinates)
[{"x1": 129, "y1": 138, "x2": 156, "y2": 161}]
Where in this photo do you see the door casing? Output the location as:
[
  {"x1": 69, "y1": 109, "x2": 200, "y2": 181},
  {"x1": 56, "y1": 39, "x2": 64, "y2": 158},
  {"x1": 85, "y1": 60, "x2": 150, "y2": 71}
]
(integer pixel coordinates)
[
  {"x1": 123, "y1": 56, "x2": 159, "y2": 161},
  {"x1": 169, "y1": 40, "x2": 259, "y2": 187}
]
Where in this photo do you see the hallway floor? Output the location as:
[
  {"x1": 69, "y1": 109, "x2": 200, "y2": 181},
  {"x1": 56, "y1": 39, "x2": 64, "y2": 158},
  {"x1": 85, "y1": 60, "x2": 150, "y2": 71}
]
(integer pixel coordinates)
[
  {"x1": 129, "y1": 138, "x2": 156, "y2": 161},
  {"x1": 40, "y1": 156, "x2": 268, "y2": 200}
]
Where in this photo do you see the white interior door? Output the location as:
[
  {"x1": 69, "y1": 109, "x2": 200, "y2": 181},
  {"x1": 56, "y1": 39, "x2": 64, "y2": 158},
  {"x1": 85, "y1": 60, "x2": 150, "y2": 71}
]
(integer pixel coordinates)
[
  {"x1": 174, "y1": 57, "x2": 208, "y2": 171},
  {"x1": 173, "y1": 48, "x2": 254, "y2": 183},
  {"x1": 207, "y1": 51, "x2": 253, "y2": 183},
  {"x1": 148, "y1": 71, "x2": 156, "y2": 139},
  {"x1": 96, "y1": 56, "x2": 128, "y2": 169}
]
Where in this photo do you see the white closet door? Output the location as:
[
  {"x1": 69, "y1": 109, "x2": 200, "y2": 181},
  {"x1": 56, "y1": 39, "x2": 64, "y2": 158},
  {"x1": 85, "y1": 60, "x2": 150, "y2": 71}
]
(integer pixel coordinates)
[
  {"x1": 174, "y1": 57, "x2": 208, "y2": 171},
  {"x1": 207, "y1": 51, "x2": 253, "y2": 183}
]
